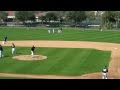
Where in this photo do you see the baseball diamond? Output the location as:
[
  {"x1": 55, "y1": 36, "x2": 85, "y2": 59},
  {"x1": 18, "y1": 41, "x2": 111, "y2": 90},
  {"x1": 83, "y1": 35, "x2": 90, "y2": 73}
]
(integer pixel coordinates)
[{"x1": 0, "y1": 27, "x2": 120, "y2": 79}]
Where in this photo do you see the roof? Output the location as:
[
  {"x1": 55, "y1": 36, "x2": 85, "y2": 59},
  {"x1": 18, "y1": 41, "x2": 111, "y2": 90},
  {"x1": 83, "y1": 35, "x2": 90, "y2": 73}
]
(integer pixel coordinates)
[{"x1": 6, "y1": 11, "x2": 15, "y2": 16}]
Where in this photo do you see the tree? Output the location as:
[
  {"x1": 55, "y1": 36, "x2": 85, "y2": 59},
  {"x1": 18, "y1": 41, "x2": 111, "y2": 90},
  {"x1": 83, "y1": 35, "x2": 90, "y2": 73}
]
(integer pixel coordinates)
[
  {"x1": 67, "y1": 11, "x2": 87, "y2": 25},
  {"x1": 112, "y1": 11, "x2": 120, "y2": 28},
  {"x1": 39, "y1": 15, "x2": 47, "y2": 24},
  {"x1": 45, "y1": 12, "x2": 58, "y2": 22},
  {"x1": 15, "y1": 11, "x2": 35, "y2": 23},
  {"x1": 102, "y1": 11, "x2": 116, "y2": 29},
  {"x1": 0, "y1": 11, "x2": 8, "y2": 22},
  {"x1": 86, "y1": 11, "x2": 96, "y2": 20}
]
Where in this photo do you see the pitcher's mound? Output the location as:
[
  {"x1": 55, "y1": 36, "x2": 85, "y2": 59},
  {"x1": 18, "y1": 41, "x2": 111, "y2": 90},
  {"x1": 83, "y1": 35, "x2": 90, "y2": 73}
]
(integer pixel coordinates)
[{"x1": 12, "y1": 55, "x2": 47, "y2": 61}]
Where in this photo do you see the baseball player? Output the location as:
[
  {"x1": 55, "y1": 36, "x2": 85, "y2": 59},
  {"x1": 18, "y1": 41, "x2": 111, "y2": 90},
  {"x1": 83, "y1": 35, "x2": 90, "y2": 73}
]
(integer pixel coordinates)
[
  {"x1": 102, "y1": 66, "x2": 108, "y2": 79},
  {"x1": 31, "y1": 45, "x2": 35, "y2": 57},
  {"x1": 59, "y1": 27, "x2": 62, "y2": 33},
  {"x1": 48, "y1": 29, "x2": 51, "y2": 34},
  {"x1": 0, "y1": 44, "x2": 3, "y2": 58},
  {"x1": 60, "y1": 27, "x2": 62, "y2": 32},
  {"x1": 2, "y1": 36, "x2": 7, "y2": 44},
  {"x1": 58, "y1": 29, "x2": 60, "y2": 33},
  {"x1": 53, "y1": 28, "x2": 55, "y2": 33},
  {"x1": 11, "y1": 43, "x2": 15, "y2": 55}
]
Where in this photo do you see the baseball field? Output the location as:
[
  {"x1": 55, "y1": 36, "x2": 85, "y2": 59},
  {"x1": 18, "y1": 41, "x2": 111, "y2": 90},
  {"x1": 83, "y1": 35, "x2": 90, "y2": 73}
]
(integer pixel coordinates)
[{"x1": 0, "y1": 27, "x2": 120, "y2": 79}]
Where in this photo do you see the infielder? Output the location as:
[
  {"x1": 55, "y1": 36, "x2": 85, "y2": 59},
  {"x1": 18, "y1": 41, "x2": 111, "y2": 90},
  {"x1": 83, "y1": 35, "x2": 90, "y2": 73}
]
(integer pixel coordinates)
[
  {"x1": 102, "y1": 66, "x2": 108, "y2": 79},
  {"x1": 0, "y1": 44, "x2": 3, "y2": 58},
  {"x1": 31, "y1": 45, "x2": 35, "y2": 57},
  {"x1": 11, "y1": 43, "x2": 15, "y2": 55},
  {"x1": 2, "y1": 36, "x2": 7, "y2": 44}
]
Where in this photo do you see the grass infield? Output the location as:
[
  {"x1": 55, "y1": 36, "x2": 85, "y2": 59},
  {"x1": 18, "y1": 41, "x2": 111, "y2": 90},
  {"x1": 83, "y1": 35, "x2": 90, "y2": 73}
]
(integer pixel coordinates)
[{"x1": 0, "y1": 47, "x2": 111, "y2": 76}]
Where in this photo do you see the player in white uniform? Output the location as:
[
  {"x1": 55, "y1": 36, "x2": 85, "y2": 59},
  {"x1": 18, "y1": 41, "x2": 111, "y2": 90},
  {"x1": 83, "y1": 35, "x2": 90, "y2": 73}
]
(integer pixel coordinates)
[
  {"x1": 31, "y1": 45, "x2": 35, "y2": 58},
  {"x1": 102, "y1": 66, "x2": 108, "y2": 79},
  {"x1": 58, "y1": 27, "x2": 62, "y2": 33},
  {"x1": 53, "y1": 28, "x2": 55, "y2": 33},
  {"x1": 58, "y1": 29, "x2": 60, "y2": 33},
  {"x1": 11, "y1": 43, "x2": 15, "y2": 55},
  {"x1": 48, "y1": 29, "x2": 51, "y2": 33},
  {"x1": 0, "y1": 44, "x2": 3, "y2": 58}
]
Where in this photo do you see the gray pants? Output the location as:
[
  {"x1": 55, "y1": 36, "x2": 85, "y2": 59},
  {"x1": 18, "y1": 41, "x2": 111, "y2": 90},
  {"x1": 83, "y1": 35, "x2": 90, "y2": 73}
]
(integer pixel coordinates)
[
  {"x1": 12, "y1": 48, "x2": 15, "y2": 55},
  {"x1": 0, "y1": 51, "x2": 3, "y2": 58},
  {"x1": 31, "y1": 51, "x2": 34, "y2": 57},
  {"x1": 102, "y1": 72, "x2": 108, "y2": 79}
]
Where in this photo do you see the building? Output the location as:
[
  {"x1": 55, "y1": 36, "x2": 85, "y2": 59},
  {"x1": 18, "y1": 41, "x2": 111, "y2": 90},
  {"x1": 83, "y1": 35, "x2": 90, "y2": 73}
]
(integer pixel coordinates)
[
  {"x1": 94, "y1": 11, "x2": 104, "y2": 16},
  {"x1": 6, "y1": 11, "x2": 15, "y2": 22}
]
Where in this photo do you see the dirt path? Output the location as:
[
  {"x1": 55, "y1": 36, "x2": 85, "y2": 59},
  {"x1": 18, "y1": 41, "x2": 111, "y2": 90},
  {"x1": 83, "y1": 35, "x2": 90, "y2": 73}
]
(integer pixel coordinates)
[{"x1": 0, "y1": 40, "x2": 120, "y2": 79}]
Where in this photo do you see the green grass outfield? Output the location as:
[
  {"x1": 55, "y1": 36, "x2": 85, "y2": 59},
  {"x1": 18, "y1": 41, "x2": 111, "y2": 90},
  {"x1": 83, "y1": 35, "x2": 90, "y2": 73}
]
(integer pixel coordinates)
[
  {"x1": 0, "y1": 27, "x2": 120, "y2": 43},
  {"x1": 0, "y1": 47, "x2": 111, "y2": 76}
]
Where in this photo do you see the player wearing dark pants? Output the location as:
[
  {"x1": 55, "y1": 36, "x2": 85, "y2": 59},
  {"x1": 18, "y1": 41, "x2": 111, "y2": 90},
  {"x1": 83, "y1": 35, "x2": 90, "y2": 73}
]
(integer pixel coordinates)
[
  {"x1": 11, "y1": 43, "x2": 15, "y2": 55},
  {"x1": 2, "y1": 36, "x2": 7, "y2": 44},
  {"x1": 60, "y1": 27, "x2": 62, "y2": 31},
  {"x1": 0, "y1": 44, "x2": 3, "y2": 58},
  {"x1": 31, "y1": 45, "x2": 35, "y2": 57}
]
